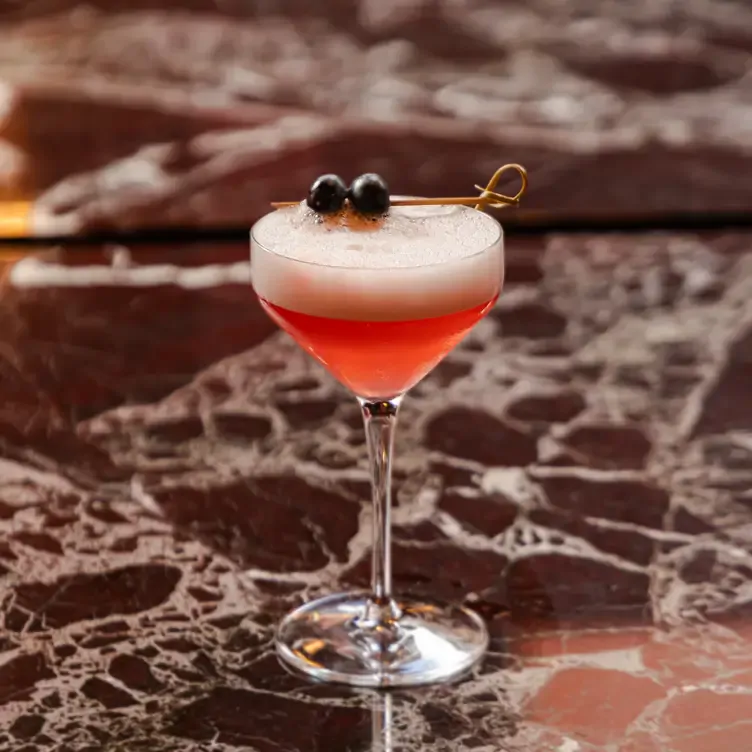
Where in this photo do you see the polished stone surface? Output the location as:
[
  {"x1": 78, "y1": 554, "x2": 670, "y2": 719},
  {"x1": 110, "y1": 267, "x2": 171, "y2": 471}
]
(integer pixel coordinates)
[
  {"x1": 0, "y1": 0, "x2": 751, "y2": 233},
  {"x1": 0, "y1": 231, "x2": 751, "y2": 749}
]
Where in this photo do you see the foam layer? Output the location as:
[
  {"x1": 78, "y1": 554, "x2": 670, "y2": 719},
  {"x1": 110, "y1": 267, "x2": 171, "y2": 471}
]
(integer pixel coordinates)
[{"x1": 251, "y1": 203, "x2": 503, "y2": 321}]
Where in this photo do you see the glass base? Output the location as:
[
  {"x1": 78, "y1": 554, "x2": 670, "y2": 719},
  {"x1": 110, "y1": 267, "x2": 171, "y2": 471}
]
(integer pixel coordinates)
[{"x1": 275, "y1": 591, "x2": 489, "y2": 688}]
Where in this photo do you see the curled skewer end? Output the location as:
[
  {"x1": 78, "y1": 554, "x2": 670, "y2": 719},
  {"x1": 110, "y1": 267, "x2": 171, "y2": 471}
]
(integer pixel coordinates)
[{"x1": 473, "y1": 163, "x2": 528, "y2": 212}]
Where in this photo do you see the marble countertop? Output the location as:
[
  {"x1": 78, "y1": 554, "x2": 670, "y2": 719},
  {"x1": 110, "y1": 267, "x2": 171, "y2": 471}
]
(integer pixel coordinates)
[
  {"x1": 0, "y1": 0, "x2": 751, "y2": 233},
  {"x1": 0, "y1": 230, "x2": 751, "y2": 750}
]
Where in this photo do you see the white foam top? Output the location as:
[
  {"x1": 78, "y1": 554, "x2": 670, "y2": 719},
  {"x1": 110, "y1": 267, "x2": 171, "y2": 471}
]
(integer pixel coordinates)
[{"x1": 251, "y1": 202, "x2": 503, "y2": 321}]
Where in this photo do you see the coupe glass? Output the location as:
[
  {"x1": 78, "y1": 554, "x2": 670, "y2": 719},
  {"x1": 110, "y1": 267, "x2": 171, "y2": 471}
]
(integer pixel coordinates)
[{"x1": 250, "y1": 207, "x2": 504, "y2": 687}]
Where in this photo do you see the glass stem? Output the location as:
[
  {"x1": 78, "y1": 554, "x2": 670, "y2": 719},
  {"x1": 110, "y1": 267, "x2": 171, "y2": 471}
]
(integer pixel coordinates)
[{"x1": 359, "y1": 397, "x2": 402, "y2": 604}]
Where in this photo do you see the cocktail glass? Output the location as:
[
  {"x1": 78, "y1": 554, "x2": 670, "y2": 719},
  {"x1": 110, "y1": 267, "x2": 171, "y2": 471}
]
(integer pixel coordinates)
[{"x1": 250, "y1": 203, "x2": 503, "y2": 687}]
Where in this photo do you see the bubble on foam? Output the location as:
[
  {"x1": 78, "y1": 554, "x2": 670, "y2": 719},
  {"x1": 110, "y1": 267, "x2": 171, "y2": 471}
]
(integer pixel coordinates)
[{"x1": 251, "y1": 203, "x2": 504, "y2": 321}]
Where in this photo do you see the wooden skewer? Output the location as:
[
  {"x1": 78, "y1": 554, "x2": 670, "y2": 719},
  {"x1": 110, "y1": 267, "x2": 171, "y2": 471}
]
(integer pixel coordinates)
[
  {"x1": 271, "y1": 195, "x2": 517, "y2": 209},
  {"x1": 270, "y1": 163, "x2": 528, "y2": 212}
]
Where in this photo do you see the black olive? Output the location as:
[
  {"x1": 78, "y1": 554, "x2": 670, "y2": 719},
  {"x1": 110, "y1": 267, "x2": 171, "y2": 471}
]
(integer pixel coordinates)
[
  {"x1": 307, "y1": 174, "x2": 348, "y2": 214},
  {"x1": 348, "y1": 173, "x2": 390, "y2": 215}
]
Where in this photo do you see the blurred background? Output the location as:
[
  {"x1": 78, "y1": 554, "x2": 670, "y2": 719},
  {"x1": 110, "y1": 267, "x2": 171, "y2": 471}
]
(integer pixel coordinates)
[{"x1": 0, "y1": 0, "x2": 750, "y2": 237}]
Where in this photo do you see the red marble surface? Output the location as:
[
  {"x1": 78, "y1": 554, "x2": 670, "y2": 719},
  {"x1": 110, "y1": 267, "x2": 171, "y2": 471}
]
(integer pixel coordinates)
[
  {"x1": 0, "y1": 0, "x2": 750, "y2": 234},
  {"x1": 0, "y1": 228, "x2": 750, "y2": 749}
]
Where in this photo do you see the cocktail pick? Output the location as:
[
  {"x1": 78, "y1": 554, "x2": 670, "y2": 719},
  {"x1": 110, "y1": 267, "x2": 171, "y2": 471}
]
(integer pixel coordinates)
[{"x1": 270, "y1": 163, "x2": 528, "y2": 211}]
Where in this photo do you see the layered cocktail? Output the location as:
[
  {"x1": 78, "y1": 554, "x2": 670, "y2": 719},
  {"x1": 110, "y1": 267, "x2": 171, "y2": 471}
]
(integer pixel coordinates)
[{"x1": 251, "y1": 169, "x2": 524, "y2": 687}]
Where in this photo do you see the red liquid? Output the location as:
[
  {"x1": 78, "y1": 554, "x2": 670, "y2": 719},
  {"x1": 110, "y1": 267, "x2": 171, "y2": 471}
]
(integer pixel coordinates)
[{"x1": 260, "y1": 297, "x2": 497, "y2": 398}]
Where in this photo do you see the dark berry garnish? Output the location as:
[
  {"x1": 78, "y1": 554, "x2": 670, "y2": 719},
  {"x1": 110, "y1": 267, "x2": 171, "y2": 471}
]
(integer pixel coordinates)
[
  {"x1": 348, "y1": 173, "x2": 390, "y2": 215},
  {"x1": 307, "y1": 174, "x2": 348, "y2": 214}
]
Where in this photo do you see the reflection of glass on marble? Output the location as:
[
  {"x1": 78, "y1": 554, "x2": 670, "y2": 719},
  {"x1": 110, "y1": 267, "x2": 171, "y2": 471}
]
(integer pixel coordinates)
[{"x1": 370, "y1": 692, "x2": 394, "y2": 752}]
